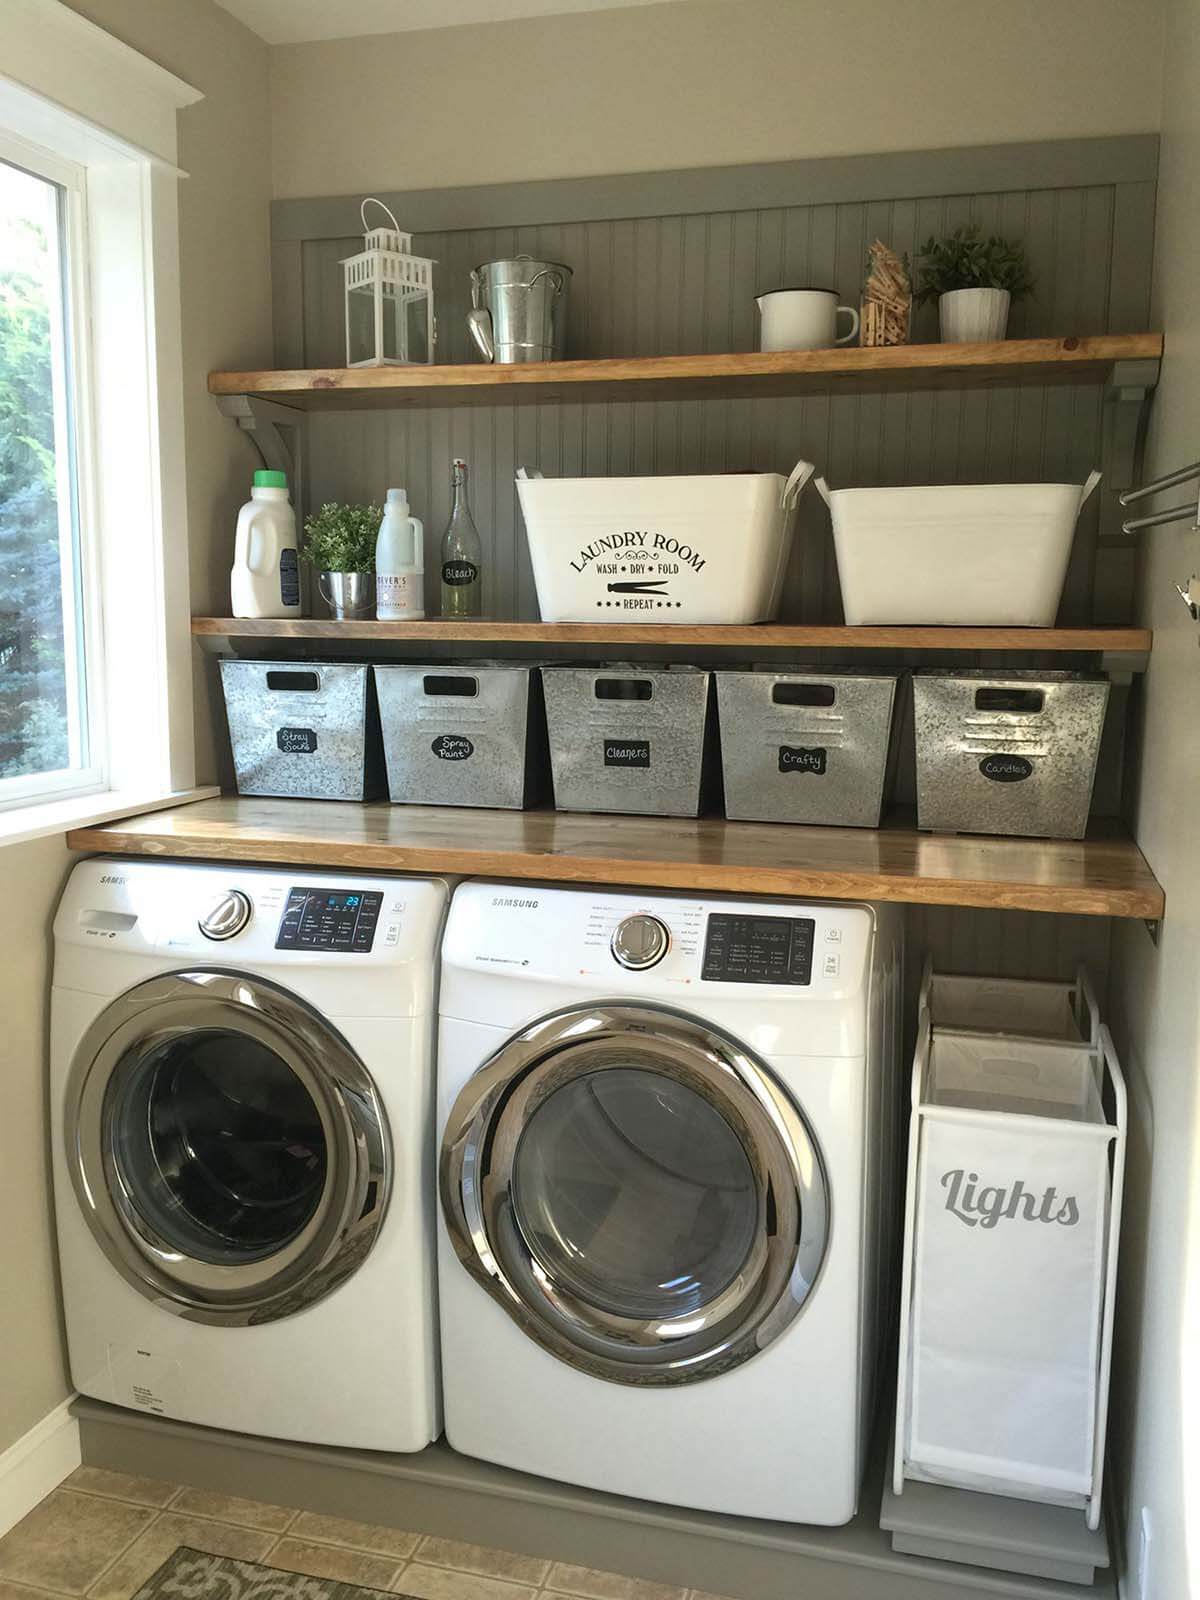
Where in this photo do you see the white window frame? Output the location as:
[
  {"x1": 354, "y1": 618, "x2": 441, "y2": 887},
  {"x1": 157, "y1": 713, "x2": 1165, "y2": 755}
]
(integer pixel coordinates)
[
  {"x1": 0, "y1": 128, "x2": 106, "y2": 809},
  {"x1": 0, "y1": 0, "x2": 208, "y2": 838}
]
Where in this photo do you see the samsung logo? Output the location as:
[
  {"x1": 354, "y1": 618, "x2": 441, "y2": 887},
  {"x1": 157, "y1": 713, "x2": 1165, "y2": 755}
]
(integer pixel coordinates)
[
  {"x1": 492, "y1": 896, "x2": 539, "y2": 909},
  {"x1": 100, "y1": 874, "x2": 126, "y2": 885}
]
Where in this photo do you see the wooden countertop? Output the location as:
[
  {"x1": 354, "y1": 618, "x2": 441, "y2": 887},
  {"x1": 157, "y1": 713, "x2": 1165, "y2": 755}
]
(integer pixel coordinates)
[{"x1": 65, "y1": 796, "x2": 1165, "y2": 920}]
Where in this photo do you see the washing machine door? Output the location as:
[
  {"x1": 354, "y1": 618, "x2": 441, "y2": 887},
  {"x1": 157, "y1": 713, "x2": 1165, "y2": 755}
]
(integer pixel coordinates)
[
  {"x1": 441, "y1": 1004, "x2": 828, "y2": 1386},
  {"x1": 65, "y1": 969, "x2": 390, "y2": 1326}
]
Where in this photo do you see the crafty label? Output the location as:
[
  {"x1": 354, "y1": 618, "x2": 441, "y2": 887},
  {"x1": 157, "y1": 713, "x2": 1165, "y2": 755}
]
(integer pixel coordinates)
[
  {"x1": 432, "y1": 734, "x2": 474, "y2": 761},
  {"x1": 442, "y1": 561, "x2": 479, "y2": 586},
  {"x1": 979, "y1": 754, "x2": 1033, "y2": 783},
  {"x1": 277, "y1": 727, "x2": 317, "y2": 754},
  {"x1": 779, "y1": 745, "x2": 827, "y2": 775},
  {"x1": 604, "y1": 739, "x2": 650, "y2": 768}
]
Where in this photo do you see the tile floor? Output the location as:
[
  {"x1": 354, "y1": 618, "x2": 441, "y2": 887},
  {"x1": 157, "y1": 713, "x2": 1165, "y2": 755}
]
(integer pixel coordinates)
[{"x1": 0, "y1": 1470, "x2": 729, "y2": 1600}]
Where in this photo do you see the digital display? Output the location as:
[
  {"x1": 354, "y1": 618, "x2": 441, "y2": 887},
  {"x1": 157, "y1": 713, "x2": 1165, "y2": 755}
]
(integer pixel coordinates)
[
  {"x1": 276, "y1": 888, "x2": 383, "y2": 952},
  {"x1": 701, "y1": 914, "x2": 815, "y2": 985}
]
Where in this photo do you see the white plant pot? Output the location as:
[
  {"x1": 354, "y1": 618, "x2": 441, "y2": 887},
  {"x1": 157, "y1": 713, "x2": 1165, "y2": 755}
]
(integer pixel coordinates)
[{"x1": 938, "y1": 287, "x2": 1011, "y2": 343}]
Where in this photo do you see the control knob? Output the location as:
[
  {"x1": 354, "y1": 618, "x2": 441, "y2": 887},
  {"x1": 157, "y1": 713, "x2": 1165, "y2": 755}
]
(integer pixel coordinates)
[
  {"x1": 611, "y1": 913, "x2": 670, "y2": 971},
  {"x1": 199, "y1": 890, "x2": 252, "y2": 941}
]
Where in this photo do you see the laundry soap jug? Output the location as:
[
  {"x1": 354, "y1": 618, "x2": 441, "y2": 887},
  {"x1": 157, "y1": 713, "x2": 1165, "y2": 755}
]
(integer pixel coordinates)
[
  {"x1": 375, "y1": 487, "x2": 425, "y2": 620},
  {"x1": 231, "y1": 470, "x2": 301, "y2": 618}
]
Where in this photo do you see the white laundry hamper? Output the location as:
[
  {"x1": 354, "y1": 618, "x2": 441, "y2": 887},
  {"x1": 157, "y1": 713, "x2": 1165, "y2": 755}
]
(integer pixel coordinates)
[
  {"x1": 894, "y1": 1016, "x2": 1125, "y2": 1530},
  {"x1": 516, "y1": 462, "x2": 814, "y2": 623}
]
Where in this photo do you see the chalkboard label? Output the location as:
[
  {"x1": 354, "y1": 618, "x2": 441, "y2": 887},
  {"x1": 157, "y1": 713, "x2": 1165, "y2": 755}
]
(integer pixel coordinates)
[
  {"x1": 432, "y1": 734, "x2": 474, "y2": 761},
  {"x1": 779, "y1": 745, "x2": 827, "y2": 775},
  {"x1": 604, "y1": 739, "x2": 650, "y2": 767},
  {"x1": 442, "y1": 561, "x2": 479, "y2": 586},
  {"x1": 979, "y1": 754, "x2": 1033, "y2": 782},
  {"x1": 277, "y1": 726, "x2": 317, "y2": 754}
]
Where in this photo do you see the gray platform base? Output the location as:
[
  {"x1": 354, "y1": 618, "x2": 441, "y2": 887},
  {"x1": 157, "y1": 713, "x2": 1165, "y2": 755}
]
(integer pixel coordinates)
[
  {"x1": 881, "y1": 1472, "x2": 1111, "y2": 1585},
  {"x1": 73, "y1": 1399, "x2": 1117, "y2": 1600}
]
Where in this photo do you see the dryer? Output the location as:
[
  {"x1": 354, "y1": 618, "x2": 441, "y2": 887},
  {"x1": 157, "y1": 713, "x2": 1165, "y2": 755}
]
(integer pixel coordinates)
[
  {"x1": 437, "y1": 882, "x2": 903, "y2": 1524},
  {"x1": 52, "y1": 858, "x2": 446, "y2": 1451}
]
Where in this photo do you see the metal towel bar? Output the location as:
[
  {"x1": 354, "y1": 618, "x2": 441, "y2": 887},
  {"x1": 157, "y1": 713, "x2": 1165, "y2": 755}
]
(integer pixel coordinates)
[{"x1": 1119, "y1": 458, "x2": 1200, "y2": 533}]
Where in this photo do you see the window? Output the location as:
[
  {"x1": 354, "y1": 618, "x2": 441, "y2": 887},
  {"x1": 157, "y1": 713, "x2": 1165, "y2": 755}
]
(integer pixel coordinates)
[{"x1": 0, "y1": 140, "x2": 101, "y2": 806}]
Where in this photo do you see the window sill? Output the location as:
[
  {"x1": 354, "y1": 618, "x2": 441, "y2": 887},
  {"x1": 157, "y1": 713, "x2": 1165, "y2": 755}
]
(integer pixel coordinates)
[{"x1": 0, "y1": 785, "x2": 220, "y2": 850}]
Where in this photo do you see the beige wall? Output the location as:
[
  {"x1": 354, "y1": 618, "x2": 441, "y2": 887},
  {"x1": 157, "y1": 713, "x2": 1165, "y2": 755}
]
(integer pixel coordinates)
[
  {"x1": 270, "y1": 0, "x2": 1164, "y2": 198},
  {"x1": 0, "y1": 0, "x2": 274, "y2": 1455},
  {"x1": 1108, "y1": 0, "x2": 1200, "y2": 1593},
  {"x1": 0, "y1": 837, "x2": 75, "y2": 1446}
]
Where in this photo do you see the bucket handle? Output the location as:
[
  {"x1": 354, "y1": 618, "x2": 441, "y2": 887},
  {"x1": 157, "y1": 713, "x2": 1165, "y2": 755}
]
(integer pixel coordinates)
[{"x1": 782, "y1": 459, "x2": 816, "y2": 510}]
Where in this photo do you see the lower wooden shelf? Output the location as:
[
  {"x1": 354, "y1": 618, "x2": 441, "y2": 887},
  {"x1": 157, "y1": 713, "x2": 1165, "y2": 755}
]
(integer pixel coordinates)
[{"x1": 65, "y1": 796, "x2": 1165, "y2": 920}]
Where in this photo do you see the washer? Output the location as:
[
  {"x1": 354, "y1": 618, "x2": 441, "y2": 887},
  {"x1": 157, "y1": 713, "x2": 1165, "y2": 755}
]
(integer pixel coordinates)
[
  {"x1": 52, "y1": 858, "x2": 447, "y2": 1450},
  {"x1": 438, "y1": 882, "x2": 903, "y2": 1523}
]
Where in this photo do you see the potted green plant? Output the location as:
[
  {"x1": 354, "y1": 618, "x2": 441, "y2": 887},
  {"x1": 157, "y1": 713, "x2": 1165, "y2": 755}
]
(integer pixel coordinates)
[
  {"x1": 915, "y1": 223, "x2": 1034, "y2": 343},
  {"x1": 303, "y1": 501, "x2": 381, "y2": 618}
]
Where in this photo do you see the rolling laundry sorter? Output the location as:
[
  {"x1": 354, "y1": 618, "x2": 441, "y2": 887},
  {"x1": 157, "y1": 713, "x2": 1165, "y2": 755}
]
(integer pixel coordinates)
[{"x1": 894, "y1": 961, "x2": 1126, "y2": 1531}]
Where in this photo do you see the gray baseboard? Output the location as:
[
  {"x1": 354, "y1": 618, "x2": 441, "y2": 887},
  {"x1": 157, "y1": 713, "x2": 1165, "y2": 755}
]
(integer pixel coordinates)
[{"x1": 73, "y1": 1400, "x2": 1117, "y2": 1600}]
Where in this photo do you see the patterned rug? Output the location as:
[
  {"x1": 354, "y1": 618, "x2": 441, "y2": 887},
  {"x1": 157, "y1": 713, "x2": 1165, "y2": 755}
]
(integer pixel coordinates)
[{"x1": 133, "y1": 1547, "x2": 412, "y2": 1600}]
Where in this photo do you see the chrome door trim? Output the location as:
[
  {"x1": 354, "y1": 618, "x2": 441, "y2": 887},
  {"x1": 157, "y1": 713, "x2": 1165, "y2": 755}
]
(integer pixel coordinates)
[
  {"x1": 440, "y1": 1003, "x2": 828, "y2": 1386},
  {"x1": 65, "y1": 970, "x2": 391, "y2": 1326}
]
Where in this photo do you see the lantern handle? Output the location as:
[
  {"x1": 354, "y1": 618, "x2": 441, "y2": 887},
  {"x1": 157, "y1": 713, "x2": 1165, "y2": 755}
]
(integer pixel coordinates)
[{"x1": 361, "y1": 196, "x2": 404, "y2": 236}]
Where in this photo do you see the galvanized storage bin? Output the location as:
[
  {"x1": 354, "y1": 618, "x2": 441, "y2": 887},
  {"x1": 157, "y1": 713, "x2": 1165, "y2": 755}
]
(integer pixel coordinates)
[
  {"x1": 913, "y1": 670, "x2": 1110, "y2": 839},
  {"x1": 716, "y1": 668, "x2": 898, "y2": 826},
  {"x1": 374, "y1": 662, "x2": 545, "y2": 810},
  {"x1": 219, "y1": 659, "x2": 384, "y2": 801},
  {"x1": 542, "y1": 664, "x2": 711, "y2": 816}
]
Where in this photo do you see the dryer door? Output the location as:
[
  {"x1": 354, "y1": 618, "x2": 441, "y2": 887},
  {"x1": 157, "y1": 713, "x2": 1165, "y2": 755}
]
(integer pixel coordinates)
[
  {"x1": 65, "y1": 970, "x2": 390, "y2": 1326},
  {"x1": 441, "y1": 1004, "x2": 828, "y2": 1386}
]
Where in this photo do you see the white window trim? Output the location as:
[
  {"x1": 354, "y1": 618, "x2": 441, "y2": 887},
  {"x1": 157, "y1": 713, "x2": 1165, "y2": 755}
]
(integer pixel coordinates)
[{"x1": 0, "y1": 0, "x2": 203, "y2": 833}]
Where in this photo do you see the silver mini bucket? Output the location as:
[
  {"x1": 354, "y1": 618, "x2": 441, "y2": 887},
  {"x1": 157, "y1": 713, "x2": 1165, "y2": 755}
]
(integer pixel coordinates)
[
  {"x1": 318, "y1": 570, "x2": 375, "y2": 619},
  {"x1": 716, "y1": 669, "x2": 898, "y2": 827},
  {"x1": 913, "y1": 670, "x2": 1110, "y2": 839},
  {"x1": 542, "y1": 664, "x2": 711, "y2": 817},
  {"x1": 219, "y1": 659, "x2": 384, "y2": 801},
  {"x1": 468, "y1": 256, "x2": 571, "y2": 363},
  {"x1": 374, "y1": 662, "x2": 546, "y2": 810}
]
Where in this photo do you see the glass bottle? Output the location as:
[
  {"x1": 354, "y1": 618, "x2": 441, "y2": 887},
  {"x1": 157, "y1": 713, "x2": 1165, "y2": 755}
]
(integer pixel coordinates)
[{"x1": 439, "y1": 458, "x2": 483, "y2": 617}]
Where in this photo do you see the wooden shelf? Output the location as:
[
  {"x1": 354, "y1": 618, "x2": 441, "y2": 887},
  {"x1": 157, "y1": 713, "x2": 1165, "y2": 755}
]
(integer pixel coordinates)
[
  {"x1": 207, "y1": 334, "x2": 1163, "y2": 410},
  {"x1": 191, "y1": 617, "x2": 1152, "y2": 659},
  {"x1": 65, "y1": 797, "x2": 1165, "y2": 921}
]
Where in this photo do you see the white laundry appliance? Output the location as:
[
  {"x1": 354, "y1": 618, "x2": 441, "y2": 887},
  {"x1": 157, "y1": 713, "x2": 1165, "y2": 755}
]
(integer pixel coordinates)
[
  {"x1": 51, "y1": 858, "x2": 446, "y2": 1451},
  {"x1": 437, "y1": 882, "x2": 903, "y2": 1524}
]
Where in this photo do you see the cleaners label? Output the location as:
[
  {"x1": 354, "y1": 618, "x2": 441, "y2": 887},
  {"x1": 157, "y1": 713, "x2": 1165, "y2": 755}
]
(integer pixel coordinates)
[{"x1": 604, "y1": 739, "x2": 650, "y2": 768}]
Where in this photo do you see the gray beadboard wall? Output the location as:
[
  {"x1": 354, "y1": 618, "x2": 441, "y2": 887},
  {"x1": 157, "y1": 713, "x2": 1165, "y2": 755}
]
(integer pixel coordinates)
[{"x1": 272, "y1": 135, "x2": 1157, "y2": 629}]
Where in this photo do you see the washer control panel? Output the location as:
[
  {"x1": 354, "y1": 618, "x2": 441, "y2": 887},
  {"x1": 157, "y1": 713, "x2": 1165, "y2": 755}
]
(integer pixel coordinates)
[
  {"x1": 701, "y1": 913, "x2": 815, "y2": 986},
  {"x1": 275, "y1": 887, "x2": 384, "y2": 952},
  {"x1": 198, "y1": 889, "x2": 252, "y2": 942}
]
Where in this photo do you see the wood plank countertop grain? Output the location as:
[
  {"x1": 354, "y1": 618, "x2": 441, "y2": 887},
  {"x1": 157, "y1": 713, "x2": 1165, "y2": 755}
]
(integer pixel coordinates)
[{"x1": 64, "y1": 797, "x2": 1166, "y2": 920}]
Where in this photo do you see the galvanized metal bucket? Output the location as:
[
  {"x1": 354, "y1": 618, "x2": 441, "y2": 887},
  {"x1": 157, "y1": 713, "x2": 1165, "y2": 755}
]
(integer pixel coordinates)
[
  {"x1": 716, "y1": 668, "x2": 898, "y2": 827},
  {"x1": 468, "y1": 256, "x2": 571, "y2": 363},
  {"x1": 542, "y1": 664, "x2": 712, "y2": 817},
  {"x1": 913, "y1": 670, "x2": 1110, "y2": 839},
  {"x1": 219, "y1": 660, "x2": 384, "y2": 800},
  {"x1": 374, "y1": 662, "x2": 546, "y2": 809}
]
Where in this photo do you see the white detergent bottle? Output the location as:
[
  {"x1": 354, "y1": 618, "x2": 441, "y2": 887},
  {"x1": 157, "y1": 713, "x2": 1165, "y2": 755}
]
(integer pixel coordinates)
[
  {"x1": 230, "y1": 469, "x2": 301, "y2": 618},
  {"x1": 376, "y1": 487, "x2": 425, "y2": 620}
]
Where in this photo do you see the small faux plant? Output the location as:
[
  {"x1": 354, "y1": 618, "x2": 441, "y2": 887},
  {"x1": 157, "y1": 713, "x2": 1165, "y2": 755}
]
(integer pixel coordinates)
[
  {"x1": 914, "y1": 223, "x2": 1034, "y2": 306},
  {"x1": 302, "y1": 502, "x2": 381, "y2": 572}
]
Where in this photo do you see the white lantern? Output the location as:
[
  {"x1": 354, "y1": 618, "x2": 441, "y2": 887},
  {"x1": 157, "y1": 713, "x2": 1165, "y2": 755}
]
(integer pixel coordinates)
[{"x1": 341, "y1": 198, "x2": 436, "y2": 367}]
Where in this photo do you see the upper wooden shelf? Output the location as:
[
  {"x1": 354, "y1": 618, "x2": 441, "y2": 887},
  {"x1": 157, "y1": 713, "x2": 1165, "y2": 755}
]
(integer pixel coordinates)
[
  {"x1": 191, "y1": 617, "x2": 1152, "y2": 658},
  {"x1": 207, "y1": 334, "x2": 1163, "y2": 410},
  {"x1": 64, "y1": 796, "x2": 1165, "y2": 921}
]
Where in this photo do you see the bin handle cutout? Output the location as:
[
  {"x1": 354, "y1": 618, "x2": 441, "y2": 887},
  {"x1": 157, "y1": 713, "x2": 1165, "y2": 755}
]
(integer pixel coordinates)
[
  {"x1": 782, "y1": 459, "x2": 816, "y2": 510},
  {"x1": 595, "y1": 678, "x2": 653, "y2": 701},
  {"x1": 423, "y1": 675, "x2": 479, "y2": 697},
  {"x1": 974, "y1": 686, "x2": 1044, "y2": 714},
  {"x1": 772, "y1": 682, "x2": 835, "y2": 706},
  {"x1": 265, "y1": 670, "x2": 320, "y2": 692}
]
